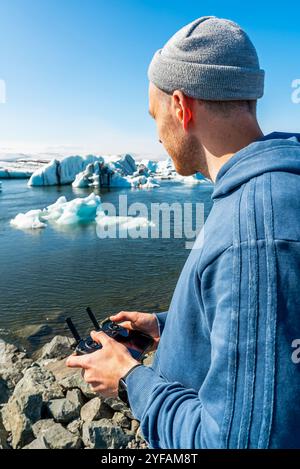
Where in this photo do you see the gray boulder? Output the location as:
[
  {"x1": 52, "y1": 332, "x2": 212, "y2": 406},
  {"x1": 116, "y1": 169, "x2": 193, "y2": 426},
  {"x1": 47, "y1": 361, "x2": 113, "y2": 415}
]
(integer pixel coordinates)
[
  {"x1": 44, "y1": 359, "x2": 98, "y2": 399},
  {"x1": 22, "y1": 436, "x2": 48, "y2": 449},
  {"x1": 1, "y1": 364, "x2": 63, "y2": 448},
  {"x1": 36, "y1": 335, "x2": 74, "y2": 360},
  {"x1": 43, "y1": 423, "x2": 81, "y2": 449},
  {"x1": 104, "y1": 397, "x2": 134, "y2": 419},
  {"x1": 142, "y1": 352, "x2": 155, "y2": 366},
  {"x1": 66, "y1": 388, "x2": 84, "y2": 407},
  {"x1": 2, "y1": 393, "x2": 43, "y2": 448},
  {"x1": 80, "y1": 397, "x2": 114, "y2": 422},
  {"x1": 13, "y1": 364, "x2": 64, "y2": 401},
  {"x1": 112, "y1": 411, "x2": 131, "y2": 429},
  {"x1": 58, "y1": 370, "x2": 98, "y2": 399},
  {"x1": 0, "y1": 339, "x2": 32, "y2": 391},
  {"x1": 32, "y1": 419, "x2": 56, "y2": 438},
  {"x1": 130, "y1": 419, "x2": 140, "y2": 434},
  {"x1": 67, "y1": 418, "x2": 82, "y2": 435},
  {"x1": 47, "y1": 398, "x2": 80, "y2": 424},
  {"x1": 82, "y1": 419, "x2": 133, "y2": 449}
]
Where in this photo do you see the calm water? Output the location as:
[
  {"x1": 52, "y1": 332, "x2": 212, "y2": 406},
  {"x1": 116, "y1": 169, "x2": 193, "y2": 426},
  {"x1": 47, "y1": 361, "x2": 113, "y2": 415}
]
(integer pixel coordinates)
[{"x1": 0, "y1": 178, "x2": 213, "y2": 351}]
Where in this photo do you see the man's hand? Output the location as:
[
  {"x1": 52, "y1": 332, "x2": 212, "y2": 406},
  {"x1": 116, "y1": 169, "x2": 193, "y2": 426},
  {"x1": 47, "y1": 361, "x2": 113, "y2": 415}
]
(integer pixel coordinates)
[
  {"x1": 66, "y1": 331, "x2": 139, "y2": 398},
  {"x1": 110, "y1": 311, "x2": 160, "y2": 350}
]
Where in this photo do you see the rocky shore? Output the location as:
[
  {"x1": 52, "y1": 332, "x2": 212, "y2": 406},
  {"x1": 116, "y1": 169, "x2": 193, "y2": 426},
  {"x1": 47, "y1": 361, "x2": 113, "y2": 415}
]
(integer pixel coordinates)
[{"x1": 0, "y1": 336, "x2": 151, "y2": 449}]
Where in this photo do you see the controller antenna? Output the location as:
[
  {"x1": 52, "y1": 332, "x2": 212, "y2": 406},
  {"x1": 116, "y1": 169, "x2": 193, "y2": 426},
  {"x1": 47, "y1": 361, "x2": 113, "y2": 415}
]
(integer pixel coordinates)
[
  {"x1": 86, "y1": 307, "x2": 101, "y2": 331},
  {"x1": 66, "y1": 317, "x2": 81, "y2": 343}
]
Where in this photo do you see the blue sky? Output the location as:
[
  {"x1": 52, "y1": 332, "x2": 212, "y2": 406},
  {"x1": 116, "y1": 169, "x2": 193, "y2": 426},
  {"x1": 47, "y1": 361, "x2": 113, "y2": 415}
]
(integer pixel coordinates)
[{"x1": 0, "y1": 0, "x2": 299, "y2": 157}]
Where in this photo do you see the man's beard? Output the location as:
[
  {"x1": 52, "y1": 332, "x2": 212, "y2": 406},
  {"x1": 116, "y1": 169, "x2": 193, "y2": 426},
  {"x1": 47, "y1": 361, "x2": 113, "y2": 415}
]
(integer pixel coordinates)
[{"x1": 166, "y1": 132, "x2": 209, "y2": 178}]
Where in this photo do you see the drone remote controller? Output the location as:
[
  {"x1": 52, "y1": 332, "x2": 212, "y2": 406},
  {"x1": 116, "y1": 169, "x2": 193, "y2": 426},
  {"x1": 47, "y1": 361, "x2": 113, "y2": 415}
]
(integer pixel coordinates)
[{"x1": 66, "y1": 307, "x2": 154, "y2": 360}]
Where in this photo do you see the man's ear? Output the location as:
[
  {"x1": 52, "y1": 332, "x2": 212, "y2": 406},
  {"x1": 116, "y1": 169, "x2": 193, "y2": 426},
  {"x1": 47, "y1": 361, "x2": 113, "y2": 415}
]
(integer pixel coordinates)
[{"x1": 172, "y1": 90, "x2": 193, "y2": 131}]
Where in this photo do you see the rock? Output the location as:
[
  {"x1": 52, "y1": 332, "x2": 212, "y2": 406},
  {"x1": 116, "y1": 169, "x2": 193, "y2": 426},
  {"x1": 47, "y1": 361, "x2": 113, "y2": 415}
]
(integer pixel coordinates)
[
  {"x1": 12, "y1": 364, "x2": 64, "y2": 402},
  {"x1": 142, "y1": 352, "x2": 155, "y2": 366},
  {"x1": 104, "y1": 397, "x2": 134, "y2": 419},
  {"x1": 22, "y1": 436, "x2": 48, "y2": 449},
  {"x1": 44, "y1": 358, "x2": 74, "y2": 381},
  {"x1": 1, "y1": 364, "x2": 63, "y2": 448},
  {"x1": 43, "y1": 423, "x2": 81, "y2": 449},
  {"x1": 80, "y1": 397, "x2": 114, "y2": 422},
  {"x1": 136, "y1": 426, "x2": 145, "y2": 441},
  {"x1": 36, "y1": 335, "x2": 74, "y2": 360},
  {"x1": 131, "y1": 419, "x2": 140, "y2": 434},
  {"x1": 112, "y1": 412, "x2": 131, "y2": 429},
  {"x1": 2, "y1": 393, "x2": 43, "y2": 448},
  {"x1": 126, "y1": 438, "x2": 148, "y2": 449},
  {"x1": 58, "y1": 370, "x2": 98, "y2": 399},
  {"x1": 0, "y1": 339, "x2": 32, "y2": 390},
  {"x1": 0, "y1": 412, "x2": 9, "y2": 449},
  {"x1": 32, "y1": 419, "x2": 56, "y2": 438},
  {"x1": 67, "y1": 418, "x2": 82, "y2": 435},
  {"x1": 0, "y1": 377, "x2": 9, "y2": 404},
  {"x1": 47, "y1": 398, "x2": 80, "y2": 424},
  {"x1": 45, "y1": 359, "x2": 98, "y2": 399},
  {"x1": 66, "y1": 389, "x2": 84, "y2": 407},
  {"x1": 82, "y1": 419, "x2": 133, "y2": 449}
]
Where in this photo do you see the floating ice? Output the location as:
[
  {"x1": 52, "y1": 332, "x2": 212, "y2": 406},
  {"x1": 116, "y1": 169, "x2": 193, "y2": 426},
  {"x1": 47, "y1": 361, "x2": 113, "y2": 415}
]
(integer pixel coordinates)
[
  {"x1": 28, "y1": 155, "x2": 100, "y2": 186},
  {"x1": 10, "y1": 193, "x2": 154, "y2": 232},
  {"x1": 10, "y1": 209, "x2": 47, "y2": 230},
  {"x1": 42, "y1": 193, "x2": 101, "y2": 225},
  {"x1": 10, "y1": 193, "x2": 101, "y2": 229},
  {"x1": 72, "y1": 161, "x2": 159, "y2": 189},
  {"x1": 28, "y1": 154, "x2": 137, "y2": 187},
  {"x1": 2, "y1": 151, "x2": 212, "y2": 188}
]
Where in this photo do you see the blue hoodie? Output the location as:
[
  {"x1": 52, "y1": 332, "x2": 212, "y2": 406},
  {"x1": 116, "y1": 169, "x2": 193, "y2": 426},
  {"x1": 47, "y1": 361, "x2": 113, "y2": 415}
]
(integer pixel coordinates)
[{"x1": 126, "y1": 132, "x2": 300, "y2": 449}]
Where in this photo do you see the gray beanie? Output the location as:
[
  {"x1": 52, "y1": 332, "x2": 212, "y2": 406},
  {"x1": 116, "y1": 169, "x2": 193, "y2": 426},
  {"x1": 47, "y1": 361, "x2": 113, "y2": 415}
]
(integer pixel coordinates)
[{"x1": 148, "y1": 16, "x2": 265, "y2": 100}]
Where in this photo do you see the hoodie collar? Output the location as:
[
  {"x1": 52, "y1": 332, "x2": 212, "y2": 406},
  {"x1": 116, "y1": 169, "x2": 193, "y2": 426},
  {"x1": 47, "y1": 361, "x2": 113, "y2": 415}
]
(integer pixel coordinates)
[{"x1": 212, "y1": 133, "x2": 300, "y2": 200}]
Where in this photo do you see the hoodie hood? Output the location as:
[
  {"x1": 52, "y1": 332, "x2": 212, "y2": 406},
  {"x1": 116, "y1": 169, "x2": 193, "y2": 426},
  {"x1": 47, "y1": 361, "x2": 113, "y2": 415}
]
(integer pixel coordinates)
[{"x1": 213, "y1": 132, "x2": 300, "y2": 200}]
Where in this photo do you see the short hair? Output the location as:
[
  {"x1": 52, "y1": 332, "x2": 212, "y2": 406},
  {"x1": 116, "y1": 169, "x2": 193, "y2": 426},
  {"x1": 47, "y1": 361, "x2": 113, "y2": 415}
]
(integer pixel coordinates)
[{"x1": 202, "y1": 100, "x2": 257, "y2": 117}]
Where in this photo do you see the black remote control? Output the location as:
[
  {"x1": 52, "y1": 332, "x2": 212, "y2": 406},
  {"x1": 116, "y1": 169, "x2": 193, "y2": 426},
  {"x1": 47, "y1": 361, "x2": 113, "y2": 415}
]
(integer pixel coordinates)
[{"x1": 65, "y1": 307, "x2": 153, "y2": 360}]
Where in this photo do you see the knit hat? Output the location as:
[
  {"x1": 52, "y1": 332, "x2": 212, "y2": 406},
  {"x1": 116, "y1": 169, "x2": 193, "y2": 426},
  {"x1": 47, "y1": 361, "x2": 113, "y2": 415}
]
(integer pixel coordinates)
[{"x1": 148, "y1": 16, "x2": 265, "y2": 100}]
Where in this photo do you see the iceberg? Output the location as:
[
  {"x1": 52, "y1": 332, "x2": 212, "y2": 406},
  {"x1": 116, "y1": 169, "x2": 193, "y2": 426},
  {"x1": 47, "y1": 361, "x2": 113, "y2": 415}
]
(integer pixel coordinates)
[
  {"x1": 28, "y1": 153, "x2": 137, "y2": 187},
  {"x1": 28, "y1": 155, "x2": 100, "y2": 186},
  {"x1": 10, "y1": 209, "x2": 47, "y2": 230},
  {"x1": 1, "y1": 150, "x2": 211, "y2": 188},
  {"x1": 42, "y1": 193, "x2": 101, "y2": 225},
  {"x1": 10, "y1": 193, "x2": 102, "y2": 229},
  {"x1": 72, "y1": 159, "x2": 159, "y2": 189},
  {"x1": 111, "y1": 153, "x2": 136, "y2": 175},
  {"x1": 10, "y1": 193, "x2": 154, "y2": 232}
]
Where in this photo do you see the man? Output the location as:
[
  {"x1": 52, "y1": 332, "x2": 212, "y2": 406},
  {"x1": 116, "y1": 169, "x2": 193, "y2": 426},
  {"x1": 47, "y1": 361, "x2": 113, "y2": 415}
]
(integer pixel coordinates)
[{"x1": 67, "y1": 16, "x2": 300, "y2": 448}]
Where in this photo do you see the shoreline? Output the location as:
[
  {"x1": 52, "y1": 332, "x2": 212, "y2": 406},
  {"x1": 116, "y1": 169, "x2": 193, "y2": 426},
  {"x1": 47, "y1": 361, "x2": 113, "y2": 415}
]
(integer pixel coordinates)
[{"x1": 0, "y1": 335, "x2": 152, "y2": 449}]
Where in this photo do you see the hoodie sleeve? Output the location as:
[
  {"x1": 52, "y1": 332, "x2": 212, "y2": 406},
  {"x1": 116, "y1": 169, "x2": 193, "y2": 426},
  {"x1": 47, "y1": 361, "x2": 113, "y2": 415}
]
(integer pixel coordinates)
[
  {"x1": 125, "y1": 364, "x2": 202, "y2": 448},
  {"x1": 153, "y1": 311, "x2": 168, "y2": 336}
]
